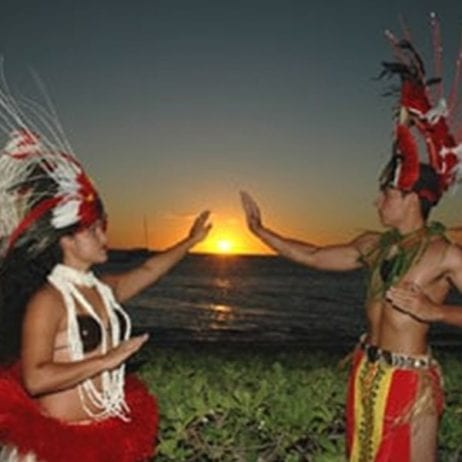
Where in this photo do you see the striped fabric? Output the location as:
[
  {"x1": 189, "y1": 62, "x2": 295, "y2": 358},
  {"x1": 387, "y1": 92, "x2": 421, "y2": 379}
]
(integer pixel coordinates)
[{"x1": 346, "y1": 348, "x2": 443, "y2": 461}]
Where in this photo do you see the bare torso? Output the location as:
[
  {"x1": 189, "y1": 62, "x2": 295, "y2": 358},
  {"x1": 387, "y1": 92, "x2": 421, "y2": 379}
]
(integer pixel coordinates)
[
  {"x1": 36, "y1": 285, "x2": 114, "y2": 422},
  {"x1": 365, "y1": 236, "x2": 451, "y2": 355}
]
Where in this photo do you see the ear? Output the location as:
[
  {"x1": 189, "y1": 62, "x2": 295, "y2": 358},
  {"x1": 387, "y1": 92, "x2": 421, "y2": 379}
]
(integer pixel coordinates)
[
  {"x1": 59, "y1": 234, "x2": 75, "y2": 253},
  {"x1": 404, "y1": 191, "x2": 420, "y2": 210}
]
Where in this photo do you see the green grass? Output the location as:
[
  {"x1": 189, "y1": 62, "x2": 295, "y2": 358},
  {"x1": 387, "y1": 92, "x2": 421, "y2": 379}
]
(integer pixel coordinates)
[{"x1": 137, "y1": 347, "x2": 462, "y2": 461}]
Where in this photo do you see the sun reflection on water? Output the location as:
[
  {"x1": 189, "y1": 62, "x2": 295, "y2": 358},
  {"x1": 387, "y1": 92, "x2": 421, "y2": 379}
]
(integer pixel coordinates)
[
  {"x1": 213, "y1": 277, "x2": 232, "y2": 290},
  {"x1": 208, "y1": 303, "x2": 235, "y2": 329}
]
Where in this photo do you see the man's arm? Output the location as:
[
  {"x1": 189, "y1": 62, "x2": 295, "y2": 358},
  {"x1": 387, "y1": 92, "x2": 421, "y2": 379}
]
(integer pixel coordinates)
[
  {"x1": 103, "y1": 211, "x2": 212, "y2": 303},
  {"x1": 386, "y1": 243, "x2": 462, "y2": 327},
  {"x1": 240, "y1": 191, "x2": 376, "y2": 271}
]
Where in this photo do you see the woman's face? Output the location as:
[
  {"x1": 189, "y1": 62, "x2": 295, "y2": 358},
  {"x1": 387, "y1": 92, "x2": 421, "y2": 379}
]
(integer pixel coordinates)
[{"x1": 61, "y1": 219, "x2": 108, "y2": 268}]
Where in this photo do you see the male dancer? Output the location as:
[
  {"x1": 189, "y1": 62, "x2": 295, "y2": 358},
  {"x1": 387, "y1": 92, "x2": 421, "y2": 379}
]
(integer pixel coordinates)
[{"x1": 241, "y1": 18, "x2": 462, "y2": 462}]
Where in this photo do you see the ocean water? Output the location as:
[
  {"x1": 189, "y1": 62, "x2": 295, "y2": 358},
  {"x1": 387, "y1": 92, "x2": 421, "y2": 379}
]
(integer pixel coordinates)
[{"x1": 101, "y1": 250, "x2": 462, "y2": 351}]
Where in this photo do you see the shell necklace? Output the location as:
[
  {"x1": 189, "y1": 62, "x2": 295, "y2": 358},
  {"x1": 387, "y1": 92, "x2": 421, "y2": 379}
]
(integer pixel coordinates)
[{"x1": 48, "y1": 264, "x2": 132, "y2": 421}]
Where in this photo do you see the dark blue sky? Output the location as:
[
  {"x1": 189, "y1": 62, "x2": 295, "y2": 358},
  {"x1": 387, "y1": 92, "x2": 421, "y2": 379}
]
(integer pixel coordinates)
[{"x1": 1, "y1": 0, "x2": 461, "y2": 253}]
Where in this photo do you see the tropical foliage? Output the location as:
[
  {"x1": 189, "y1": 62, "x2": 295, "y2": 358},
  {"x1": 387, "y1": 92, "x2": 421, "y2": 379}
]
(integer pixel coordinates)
[{"x1": 138, "y1": 348, "x2": 462, "y2": 461}]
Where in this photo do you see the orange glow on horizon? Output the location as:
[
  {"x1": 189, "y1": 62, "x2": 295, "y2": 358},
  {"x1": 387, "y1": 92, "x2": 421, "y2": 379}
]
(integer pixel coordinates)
[
  {"x1": 107, "y1": 210, "x2": 361, "y2": 256},
  {"x1": 196, "y1": 230, "x2": 245, "y2": 255},
  {"x1": 107, "y1": 213, "x2": 272, "y2": 255}
]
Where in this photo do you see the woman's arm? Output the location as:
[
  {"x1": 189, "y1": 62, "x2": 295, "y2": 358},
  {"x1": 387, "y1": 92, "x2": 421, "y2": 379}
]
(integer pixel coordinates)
[
  {"x1": 103, "y1": 211, "x2": 212, "y2": 303},
  {"x1": 21, "y1": 287, "x2": 148, "y2": 396}
]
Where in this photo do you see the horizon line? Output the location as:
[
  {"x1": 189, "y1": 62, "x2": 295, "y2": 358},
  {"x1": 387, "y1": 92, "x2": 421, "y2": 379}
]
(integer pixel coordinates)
[{"x1": 107, "y1": 247, "x2": 276, "y2": 258}]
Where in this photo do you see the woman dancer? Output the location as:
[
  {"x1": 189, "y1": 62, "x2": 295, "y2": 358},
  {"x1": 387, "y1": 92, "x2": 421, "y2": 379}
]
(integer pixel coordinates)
[{"x1": 0, "y1": 83, "x2": 211, "y2": 461}]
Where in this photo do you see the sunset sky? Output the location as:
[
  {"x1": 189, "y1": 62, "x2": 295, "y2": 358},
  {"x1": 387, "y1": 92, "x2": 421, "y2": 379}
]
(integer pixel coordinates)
[{"x1": 1, "y1": 0, "x2": 462, "y2": 254}]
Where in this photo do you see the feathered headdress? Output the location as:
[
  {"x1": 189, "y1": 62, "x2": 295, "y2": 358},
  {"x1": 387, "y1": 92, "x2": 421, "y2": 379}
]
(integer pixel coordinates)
[
  {"x1": 0, "y1": 70, "x2": 104, "y2": 259},
  {"x1": 379, "y1": 13, "x2": 462, "y2": 204}
]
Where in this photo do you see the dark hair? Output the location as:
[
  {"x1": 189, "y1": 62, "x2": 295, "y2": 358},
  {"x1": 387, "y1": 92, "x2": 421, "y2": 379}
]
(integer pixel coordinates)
[
  {"x1": 380, "y1": 157, "x2": 441, "y2": 221},
  {"x1": 0, "y1": 223, "x2": 77, "y2": 366},
  {"x1": 412, "y1": 164, "x2": 441, "y2": 221},
  {"x1": 418, "y1": 197, "x2": 433, "y2": 221},
  {"x1": 0, "y1": 158, "x2": 105, "y2": 365}
]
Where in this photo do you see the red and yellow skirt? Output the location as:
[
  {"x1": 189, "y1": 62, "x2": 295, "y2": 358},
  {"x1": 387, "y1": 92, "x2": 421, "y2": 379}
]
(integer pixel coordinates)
[
  {"x1": 0, "y1": 364, "x2": 158, "y2": 462},
  {"x1": 345, "y1": 346, "x2": 444, "y2": 462}
]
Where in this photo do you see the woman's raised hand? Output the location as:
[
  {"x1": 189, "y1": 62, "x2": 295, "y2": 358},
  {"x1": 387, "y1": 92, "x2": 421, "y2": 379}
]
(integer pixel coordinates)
[{"x1": 188, "y1": 210, "x2": 212, "y2": 244}]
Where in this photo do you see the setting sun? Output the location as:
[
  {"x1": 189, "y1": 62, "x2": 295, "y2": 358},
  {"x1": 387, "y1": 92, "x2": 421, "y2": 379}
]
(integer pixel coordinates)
[
  {"x1": 216, "y1": 239, "x2": 233, "y2": 254},
  {"x1": 142, "y1": 214, "x2": 275, "y2": 256}
]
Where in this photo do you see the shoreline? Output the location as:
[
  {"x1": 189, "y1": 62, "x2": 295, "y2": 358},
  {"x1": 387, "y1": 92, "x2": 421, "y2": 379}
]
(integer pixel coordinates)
[
  {"x1": 133, "y1": 325, "x2": 462, "y2": 352},
  {"x1": 132, "y1": 333, "x2": 462, "y2": 360}
]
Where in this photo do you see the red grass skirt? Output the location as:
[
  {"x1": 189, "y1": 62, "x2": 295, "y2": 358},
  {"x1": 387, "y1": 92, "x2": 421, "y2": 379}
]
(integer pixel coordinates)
[{"x1": 0, "y1": 364, "x2": 158, "y2": 462}]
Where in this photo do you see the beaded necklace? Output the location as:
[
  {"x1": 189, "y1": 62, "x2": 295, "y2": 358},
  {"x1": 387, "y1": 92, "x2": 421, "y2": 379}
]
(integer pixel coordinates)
[
  {"x1": 48, "y1": 264, "x2": 132, "y2": 421},
  {"x1": 362, "y1": 222, "x2": 447, "y2": 301}
]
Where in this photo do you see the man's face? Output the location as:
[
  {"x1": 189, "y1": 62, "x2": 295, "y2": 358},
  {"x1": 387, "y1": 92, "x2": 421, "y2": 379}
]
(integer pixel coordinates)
[{"x1": 375, "y1": 186, "x2": 409, "y2": 227}]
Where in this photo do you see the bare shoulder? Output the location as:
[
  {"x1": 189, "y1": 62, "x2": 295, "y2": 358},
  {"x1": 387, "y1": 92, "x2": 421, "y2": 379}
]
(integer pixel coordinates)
[
  {"x1": 447, "y1": 226, "x2": 462, "y2": 245},
  {"x1": 22, "y1": 285, "x2": 67, "y2": 367},
  {"x1": 351, "y1": 231, "x2": 381, "y2": 255},
  {"x1": 434, "y1": 239, "x2": 462, "y2": 271},
  {"x1": 419, "y1": 235, "x2": 462, "y2": 277},
  {"x1": 25, "y1": 284, "x2": 66, "y2": 325},
  {"x1": 28, "y1": 283, "x2": 64, "y2": 307}
]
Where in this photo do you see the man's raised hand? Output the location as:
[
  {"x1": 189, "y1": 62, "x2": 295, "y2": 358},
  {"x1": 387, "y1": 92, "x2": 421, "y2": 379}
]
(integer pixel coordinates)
[{"x1": 240, "y1": 191, "x2": 262, "y2": 233}]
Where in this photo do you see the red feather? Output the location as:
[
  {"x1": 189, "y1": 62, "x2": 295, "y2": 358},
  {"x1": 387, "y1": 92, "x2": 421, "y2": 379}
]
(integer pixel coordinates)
[
  {"x1": 396, "y1": 124, "x2": 420, "y2": 190},
  {"x1": 401, "y1": 80, "x2": 431, "y2": 115},
  {"x1": 0, "y1": 364, "x2": 158, "y2": 462}
]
